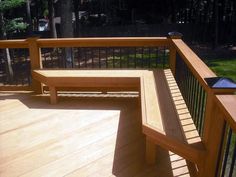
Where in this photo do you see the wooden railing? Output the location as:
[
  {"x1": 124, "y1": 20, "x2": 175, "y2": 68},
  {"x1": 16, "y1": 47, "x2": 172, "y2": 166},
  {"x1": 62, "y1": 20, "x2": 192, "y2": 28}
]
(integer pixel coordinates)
[
  {"x1": 0, "y1": 37, "x2": 169, "y2": 88},
  {"x1": 169, "y1": 37, "x2": 236, "y2": 177},
  {"x1": 0, "y1": 37, "x2": 235, "y2": 176},
  {"x1": 214, "y1": 95, "x2": 236, "y2": 177}
]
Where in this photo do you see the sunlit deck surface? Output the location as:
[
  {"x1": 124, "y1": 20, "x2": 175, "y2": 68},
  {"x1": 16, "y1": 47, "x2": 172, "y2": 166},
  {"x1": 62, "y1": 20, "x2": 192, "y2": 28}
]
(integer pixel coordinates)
[{"x1": 0, "y1": 91, "x2": 195, "y2": 177}]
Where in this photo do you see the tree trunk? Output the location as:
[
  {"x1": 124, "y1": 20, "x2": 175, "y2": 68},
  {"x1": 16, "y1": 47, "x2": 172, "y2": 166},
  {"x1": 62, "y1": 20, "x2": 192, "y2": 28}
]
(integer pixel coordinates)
[
  {"x1": 73, "y1": 0, "x2": 80, "y2": 37},
  {"x1": 35, "y1": 0, "x2": 39, "y2": 31},
  {"x1": 230, "y1": 0, "x2": 236, "y2": 44},
  {"x1": 0, "y1": 7, "x2": 13, "y2": 83},
  {"x1": 213, "y1": 0, "x2": 219, "y2": 49},
  {"x1": 49, "y1": 0, "x2": 57, "y2": 38},
  {"x1": 26, "y1": 0, "x2": 33, "y2": 35},
  {"x1": 203, "y1": 0, "x2": 210, "y2": 43},
  {"x1": 60, "y1": 0, "x2": 73, "y2": 68}
]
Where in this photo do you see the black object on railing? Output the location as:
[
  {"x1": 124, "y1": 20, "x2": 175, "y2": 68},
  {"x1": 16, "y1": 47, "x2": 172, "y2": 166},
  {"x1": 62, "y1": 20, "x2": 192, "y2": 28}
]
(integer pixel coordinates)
[
  {"x1": 167, "y1": 31, "x2": 183, "y2": 39},
  {"x1": 205, "y1": 77, "x2": 236, "y2": 89}
]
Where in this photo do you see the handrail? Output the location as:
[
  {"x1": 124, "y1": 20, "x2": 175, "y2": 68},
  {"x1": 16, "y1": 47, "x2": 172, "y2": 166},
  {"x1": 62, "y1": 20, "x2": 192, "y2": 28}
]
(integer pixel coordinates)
[
  {"x1": 170, "y1": 38, "x2": 236, "y2": 177},
  {"x1": 0, "y1": 37, "x2": 169, "y2": 48},
  {"x1": 0, "y1": 39, "x2": 28, "y2": 48},
  {"x1": 215, "y1": 95, "x2": 236, "y2": 131},
  {"x1": 37, "y1": 37, "x2": 169, "y2": 47},
  {"x1": 170, "y1": 39, "x2": 216, "y2": 91}
]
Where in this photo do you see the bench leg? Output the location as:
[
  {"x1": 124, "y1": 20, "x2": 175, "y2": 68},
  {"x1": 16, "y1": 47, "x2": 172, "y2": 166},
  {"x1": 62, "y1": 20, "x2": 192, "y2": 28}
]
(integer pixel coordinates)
[
  {"x1": 146, "y1": 136, "x2": 156, "y2": 165},
  {"x1": 49, "y1": 87, "x2": 57, "y2": 104}
]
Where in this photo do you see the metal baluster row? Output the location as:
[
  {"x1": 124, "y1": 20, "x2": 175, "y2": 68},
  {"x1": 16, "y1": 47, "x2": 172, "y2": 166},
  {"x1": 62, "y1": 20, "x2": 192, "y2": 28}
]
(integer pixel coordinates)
[
  {"x1": 216, "y1": 124, "x2": 236, "y2": 177},
  {"x1": 0, "y1": 46, "x2": 169, "y2": 85},
  {"x1": 41, "y1": 47, "x2": 169, "y2": 69},
  {"x1": 175, "y1": 54, "x2": 207, "y2": 136},
  {"x1": 0, "y1": 48, "x2": 31, "y2": 85}
]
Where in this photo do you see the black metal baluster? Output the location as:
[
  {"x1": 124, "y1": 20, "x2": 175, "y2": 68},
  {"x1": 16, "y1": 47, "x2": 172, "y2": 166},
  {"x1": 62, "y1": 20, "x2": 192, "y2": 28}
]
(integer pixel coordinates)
[
  {"x1": 127, "y1": 48, "x2": 130, "y2": 68},
  {"x1": 229, "y1": 136, "x2": 236, "y2": 177},
  {"x1": 188, "y1": 74, "x2": 194, "y2": 116},
  {"x1": 105, "y1": 47, "x2": 108, "y2": 68},
  {"x1": 85, "y1": 48, "x2": 87, "y2": 68},
  {"x1": 215, "y1": 121, "x2": 227, "y2": 177},
  {"x1": 192, "y1": 79, "x2": 198, "y2": 125},
  {"x1": 91, "y1": 48, "x2": 94, "y2": 68},
  {"x1": 186, "y1": 68, "x2": 191, "y2": 107},
  {"x1": 200, "y1": 92, "x2": 207, "y2": 136},
  {"x1": 156, "y1": 47, "x2": 159, "y2": 68},
  {"x1": 78, "y1": 48, "x2": 81, "y2": 68},
  {"x1": 71, "y1": 48, "x2": 74, "y2": 68},
  {"x1": 99, "y1": 48, "x2": 101, "y2": 68},
  {"x1": 198, "y1": 86, "x2": 204, "y2": 135},
  {"x1": 142, "y1": 48, "x2": 144, "y2": 68},
  {"x1": 162, "y1": 47, "x2": 166, "y2": 68},
  {"x1": 113, "y1": 48, "x2": 115, "y2": 68},
  {"x1": 120, "y1": 48, "x2": 122, "y2": 68},
  {"x1": 221, "y1": 128, "x2": 232, "y2": 177},
  {"x1": 148, "y1": 47, "x2": 151, "y2": 68}
]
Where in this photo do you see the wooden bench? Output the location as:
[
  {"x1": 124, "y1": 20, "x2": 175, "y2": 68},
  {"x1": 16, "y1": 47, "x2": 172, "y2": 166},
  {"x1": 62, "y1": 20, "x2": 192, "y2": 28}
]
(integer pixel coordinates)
[
  {"x1": 141, "y1": 69, "x2": 205, "y2": 167},
  {"x1": 32, "y1": 69, "x2": 205, "y2": 169},
  {"x1": 32, "y1": 70, "x2": 143, "y2": 104}
]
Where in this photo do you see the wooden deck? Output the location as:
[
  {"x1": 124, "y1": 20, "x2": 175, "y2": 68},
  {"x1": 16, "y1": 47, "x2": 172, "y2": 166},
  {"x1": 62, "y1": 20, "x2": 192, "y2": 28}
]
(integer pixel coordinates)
[{"x1": 0, "y1": 91, "x2": 195, "y2": 177}]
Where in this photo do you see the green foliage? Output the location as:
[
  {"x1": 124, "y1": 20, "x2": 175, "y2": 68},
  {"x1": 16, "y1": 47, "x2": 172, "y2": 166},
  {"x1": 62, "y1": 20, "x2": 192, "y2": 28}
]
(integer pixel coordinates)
[
  {"x1": 5, "y1": 18, "x2": 28, "y2": 33},
  {"x1": 206, "y1": 58, "x2": 236, "y2": 82},
  {"x1": 0, "y1": 0, "x2": 26, "y2": 12},
  {"x1": 43, "y1": 9, "x2": 49, "y2": 18}
]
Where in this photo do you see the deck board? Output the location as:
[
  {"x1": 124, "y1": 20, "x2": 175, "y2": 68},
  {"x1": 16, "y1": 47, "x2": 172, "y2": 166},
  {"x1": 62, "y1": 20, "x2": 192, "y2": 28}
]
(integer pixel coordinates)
[{"x1": 0, "y1": 91, "x2": 195, "y2": 177}]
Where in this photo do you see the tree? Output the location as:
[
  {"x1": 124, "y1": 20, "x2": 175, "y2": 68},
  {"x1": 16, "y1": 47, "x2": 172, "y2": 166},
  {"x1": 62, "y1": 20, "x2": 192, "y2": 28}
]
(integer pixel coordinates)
[
  {"x1": 0, "y1": 0, "x2": 26, "y2": 83},
  {"x1": 213, "y1": 0, "x2": 219, "y2": 48},
  {"x1": 48, "y1": 0, "x2": 57, "y2": 38},
  {"x1": 73, "y1": 0, "x2": 80, "y2": 37},
  {"x1": 26, "y1": 0, "x2": 33, "y2": 34},
  {"x1": 60, "y1": 0, "x2": 73, "y2": 68}
]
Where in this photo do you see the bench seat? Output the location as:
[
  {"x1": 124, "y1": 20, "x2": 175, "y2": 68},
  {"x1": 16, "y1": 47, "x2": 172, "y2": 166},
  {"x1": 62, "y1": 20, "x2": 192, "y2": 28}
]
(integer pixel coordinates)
[
  {"x1": 141, "y1": 69, "x2": 205, "y2": 166},
  {"x1": 32, "y1": 69, "x2": 205, "y2": 169},
  {"x1": 32, "y1": 70, "x2": 143, "y2": 104}
]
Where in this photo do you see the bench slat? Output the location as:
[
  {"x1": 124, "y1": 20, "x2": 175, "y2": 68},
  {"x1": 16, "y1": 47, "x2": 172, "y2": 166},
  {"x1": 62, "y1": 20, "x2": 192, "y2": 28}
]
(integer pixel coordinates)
[{"x1": 142, "y1": 71, "x2": 164, "y2": 132}]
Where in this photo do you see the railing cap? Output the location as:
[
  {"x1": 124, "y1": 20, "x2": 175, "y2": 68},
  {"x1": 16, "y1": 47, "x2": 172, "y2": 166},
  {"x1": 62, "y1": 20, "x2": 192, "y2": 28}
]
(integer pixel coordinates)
[
  {"x1": 167, "y1": 32, "x2": 183, "y2": 39},
  {"x1": 205, "y1": 77, "x2": 236, "y2": 89}
]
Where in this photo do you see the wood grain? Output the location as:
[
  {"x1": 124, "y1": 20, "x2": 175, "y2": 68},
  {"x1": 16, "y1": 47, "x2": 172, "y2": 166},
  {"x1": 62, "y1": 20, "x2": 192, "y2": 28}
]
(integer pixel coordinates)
[
  {"x1": 0, "y1": 91, "x2": 195, "y2": 177},
  {"x1": 215, "y1": 95, "x2": 236, "y2": 132}
]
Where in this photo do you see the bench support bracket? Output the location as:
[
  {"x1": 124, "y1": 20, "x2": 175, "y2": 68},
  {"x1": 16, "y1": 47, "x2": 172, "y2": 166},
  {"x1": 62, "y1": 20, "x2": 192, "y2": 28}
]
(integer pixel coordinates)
[
  {"x1": 49, "y1": 86, "x2": 57, "y2": 104},
  {"x1": 146, "y1": 136, "x2": 156, "y2": 164}
]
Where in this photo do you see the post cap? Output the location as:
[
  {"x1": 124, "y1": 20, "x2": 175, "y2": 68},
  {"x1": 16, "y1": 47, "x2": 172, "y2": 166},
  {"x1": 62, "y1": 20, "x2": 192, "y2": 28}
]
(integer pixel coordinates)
[
  {"x1": 167, "y1": 32, "x2": 183, "y2": 39},
  {"x1": 205, "y1": 77, "x2": 236, "y2": 89}
]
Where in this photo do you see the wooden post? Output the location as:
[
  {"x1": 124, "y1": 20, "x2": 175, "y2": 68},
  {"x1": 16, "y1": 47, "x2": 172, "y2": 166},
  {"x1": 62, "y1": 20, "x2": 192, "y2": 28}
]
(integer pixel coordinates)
[
  {"x1": 27, "y1": 37, "x2": 42, "y2": 93},
  {"x1": 167, "y1": 32, "x2": 182, "y2": 77},
  {"x1": 169, "y1": 43, "x2": 177, "y2": 76},
  {"x1": 49, "y1": 86, "x2": 57, "y2": 104},
  {"x1": 198, "y1": 92, "x2": 225, "y2": 177}
]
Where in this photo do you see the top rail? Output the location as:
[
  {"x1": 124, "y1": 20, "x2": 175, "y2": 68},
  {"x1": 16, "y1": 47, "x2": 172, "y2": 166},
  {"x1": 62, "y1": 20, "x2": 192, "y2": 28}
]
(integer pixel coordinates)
[
  {"x1": 215, "y1": 95, "x2": 236, "y2": 131},
  {"x1": 37, "y1": 37, "x2": 169, "y2": 48},
  {"x1": 0, "y1": 37, "x2": 168, "y2": 48},
  {"x1": 0, "y1": 39, "x2": 28, "y2": 48},
  {"x1": 170, "y1": 39, "x2": 216, "y2": 91}
]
